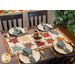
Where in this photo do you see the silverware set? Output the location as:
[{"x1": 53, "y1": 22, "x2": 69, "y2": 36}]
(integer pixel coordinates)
[
  {"x1": 70, "y1": 43, "x2": 75, "y2": 51},
  {"x1": 39, "y1": 50, "x2": 45, "y2": 60},
  {"x1": 16, "y1": 54, "x2": 21, "y2": 64}
]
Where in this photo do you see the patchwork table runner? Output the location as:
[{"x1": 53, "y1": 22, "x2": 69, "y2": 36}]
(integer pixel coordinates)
[{"x1": 3, "y1": 28, "x2": 71, "y2": 56}]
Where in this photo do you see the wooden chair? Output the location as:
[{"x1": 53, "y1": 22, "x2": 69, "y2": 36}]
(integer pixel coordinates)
[
  {"x1": 0, "y1": 13, "x2": 23, "y2": 31},
  {"x1": 28, "y1": 10, "x2": 48, "y2": 26},
  {"x1": 52, "y1": 54, "x2": 75, "y2": 64},
  {"x1": 35, "y1": 55, "x2": 57, "y2": 64},
  {"x1": 61, "y1": 54, "x2": 75, "y2": 64}
]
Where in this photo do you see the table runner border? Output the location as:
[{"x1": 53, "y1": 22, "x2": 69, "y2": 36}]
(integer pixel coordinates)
[{"x1": 3, "y1": 28, "x2": 72, "y2": 56}]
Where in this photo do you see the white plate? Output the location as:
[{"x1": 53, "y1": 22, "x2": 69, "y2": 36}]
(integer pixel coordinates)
[
  {"x1": 9, "y1": 27, "x2": 25, "y2": 36},
  {"x1": 19, "y1": 50, "x2": 40, "y2": 63},
  {"x1": 54, "y1": 43, "x2": 73, "y2": 54},
  {"x1": 37, "y1": 24, "x2": 52, "y2": 31}
]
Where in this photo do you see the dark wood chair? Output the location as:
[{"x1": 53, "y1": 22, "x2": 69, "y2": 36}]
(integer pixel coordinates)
[
  {"x1": 35, "y1": 55, "x2": 57, "y2": 64},
  {"x1": 28, "y1": 10, "x2": 48, "y2": 26},
  {"x1": 61, "y1": 54, "x2": 75, "y2": 64},
  {"x1": 0, "y1": 13, "x2": 23, "y2": 31},
  {"x1": 52, "y1": 54, "x2": 75, "y2": 64},
  {"x1": 37, "y1": 54, "x2": 75, "y2": 64}
]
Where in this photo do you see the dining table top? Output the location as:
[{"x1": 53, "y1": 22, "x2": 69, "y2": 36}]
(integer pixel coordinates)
[{"x1": 0, "y1": 25, "x2": 75, "y2": 64}]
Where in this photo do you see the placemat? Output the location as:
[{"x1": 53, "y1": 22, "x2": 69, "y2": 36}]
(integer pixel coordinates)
[{"x1": 3, "y1": 28, "x2": 72, "y2": 56}]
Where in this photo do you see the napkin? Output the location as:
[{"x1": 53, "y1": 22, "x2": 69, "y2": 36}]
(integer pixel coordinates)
[
  {"x1": 43, "y1": 25, "x2": 51, "y2": 31},
  {"x1": 29, "y1": 56, "x2": 36, "y2": 63},
  {"x1": 64, "y1": 48, "x2": 70, "y2": 54},
  {"x1": 21, "y1": 47, "x2": 35, "y2": 63},
  {"x1": 51, "y1": 30, "x2": 59, "y2": 35},
  {"x1": 57, "y1": 40, "x2": 65, "y2": 48},
  {"x1": 21, "y1": 52, "x2": 29, "y2": 56},
  {"x1": 56, "y1": 40, "x2": 70, "y2": 54},
  {"x1": 23, "y1": 47, "x2": 32, "y2": 54},
  {"x1": 12, "y1": 29, "x2": 23, "y2": 36}
]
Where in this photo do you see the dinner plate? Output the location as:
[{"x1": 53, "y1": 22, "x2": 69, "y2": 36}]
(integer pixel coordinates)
[
  {"x1": 54, "y1": 42, "x2": 73, "y2": 54},
  {"x1": 19, "y1": 50, "x2": 40, "y2": 63},
  {"x1": 9, "y1": 27, "x2": 25, "y2": 36},
  {"x1": 37, "y1": 24, "x2": 52, "y2": 31}
]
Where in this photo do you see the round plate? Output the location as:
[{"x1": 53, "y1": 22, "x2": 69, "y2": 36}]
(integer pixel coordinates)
[
  {"x1": 9, "y1": 27, "x2": 25, "y2": 36},
  {"x1": 37, "y1": 24, "x2": 52, "y2": 31},
  {"x1": 54, "y1": 43, "x2": 73, "y2": 54},
  {"x1": 1, "y1": 53, "x2": 11, "y2": 63},
  {"x1": 19, "y1": 50, "x2": 40, "y2": 63}
]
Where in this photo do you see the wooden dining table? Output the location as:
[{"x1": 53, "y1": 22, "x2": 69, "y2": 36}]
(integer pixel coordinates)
[{"x1": 0, "y1": 25, "x2": 75, "y2": 64}]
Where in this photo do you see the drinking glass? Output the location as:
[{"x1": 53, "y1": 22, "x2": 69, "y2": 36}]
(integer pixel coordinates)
[{"x1": 24, "y1": 26, "x2": 28, "y2": 34}]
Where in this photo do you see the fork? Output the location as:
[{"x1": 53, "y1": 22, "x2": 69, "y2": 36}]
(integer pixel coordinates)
[
  {"x1": 16, "y1": 54, "x2": 21, "y2": 64},
  {"x1": 71, "y1": 42, "x2": 75, "y2": 47},
  {"x1": 39, "y1": 50, "x2": 45, "y2": 60}
]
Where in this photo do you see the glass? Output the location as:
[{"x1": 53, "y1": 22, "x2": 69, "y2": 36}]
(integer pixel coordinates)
[{"x1": 24, "y1": 26, "x2": 28, "y2": 34}]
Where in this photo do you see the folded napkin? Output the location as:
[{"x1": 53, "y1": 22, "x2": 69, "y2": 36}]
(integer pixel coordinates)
[
  {"x1": 43, "y1": 25, "x2": 51, "y2": 31},
  {"x1": 21, "y1": 52, "x2": 29, "y2": 56},
  {"x1": 56, "y1": 40, "x2": 70, "y2": 54},
  {"x1": 12, "y1": 29, "x2": 23, "y2": 36},
  {"x1": 64, "y1": 48, "x2": 70, "y2": 54},
  {"x1": 29, "y1": 56, "x2": 36, "y2": 63},
  {"x1": 23, "y1": 47, "x2": 32, "y2": 54},
  {"x1": 57, "y1": 40, "x2": 65, "y2": 48},
  {"x1": 21, "y1": 47, "x2": 35, "y2": 63},
  {"x1": 51, "y1": 30, "x2": 59, "y2": 35}
]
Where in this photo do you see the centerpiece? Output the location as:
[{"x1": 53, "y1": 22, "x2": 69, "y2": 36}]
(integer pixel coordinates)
[{"x1": 33, "y1": 29, "x2": 42, "y2": 40}]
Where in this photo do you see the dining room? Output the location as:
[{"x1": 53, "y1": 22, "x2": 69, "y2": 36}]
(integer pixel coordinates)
[{"x1": 0, "y1": 10, "x2": 75, "y2": 64}]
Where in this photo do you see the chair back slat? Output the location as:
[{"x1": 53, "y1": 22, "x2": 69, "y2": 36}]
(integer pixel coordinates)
[
  {"x1": 7, "y1": 20, "x2": 9, "y2": 30},
  {"x1": 0, "y1": 13, "x2": 23, "y2": 31},
  {"x1": 37, "y1": 16, "x2": 39, "y2": 25},
  {"x1": 46, "y1": 12, "x2": 47, "y2": 23},
  {"x1": 11, "y1": 19, "x2": 14, "y2": 27},
  {"x1": 21, "y1": 18, "x2": 23, "y2": 28},
  {"x1": 16, "y1": 19, "x2": 18, "y2": 27},
  {"x1": 1, "y1": 20, "x2": 5, "y2": 30},
  {"x1": 33, "y1": 16, "x2": 35, "y2": 26},
  {"x1": 29, "y1": 16, "x2": 32, "y2": 26},
  {"x1": 28, "y1": 10, "x2": 48, "y2": 26},
  {"x1": 41, "y1": 15, "x2": 43, "y2": 22}
]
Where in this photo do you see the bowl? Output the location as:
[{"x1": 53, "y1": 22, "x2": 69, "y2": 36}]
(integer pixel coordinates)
[{"x1": 33, "y1": 33, "x2": 42, "y2": 40}]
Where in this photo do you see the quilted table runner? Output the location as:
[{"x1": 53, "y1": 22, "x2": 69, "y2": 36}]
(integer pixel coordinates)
[{"x1": 3, "y1": 28, "x2": 71, "y2": 56}]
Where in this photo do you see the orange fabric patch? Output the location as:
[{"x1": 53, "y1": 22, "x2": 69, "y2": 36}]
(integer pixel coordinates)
[
  {"x1": 56, "y1": 37, "x2": 65, "y2": 41},
  {"x1": 20, "y1": 36, "x2": 31, "y2": 42},
  {"x1": 46, "y1": 38, "x2": 54, "y2": 44}
]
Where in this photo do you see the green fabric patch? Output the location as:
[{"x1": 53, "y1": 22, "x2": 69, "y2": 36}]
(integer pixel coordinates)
[
  {"x1": 11, "y1": 46, "x2": 23, "y2": 53},
  {"x1": 51, "y1": 30, "x2": 59, "y2": 35}
]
